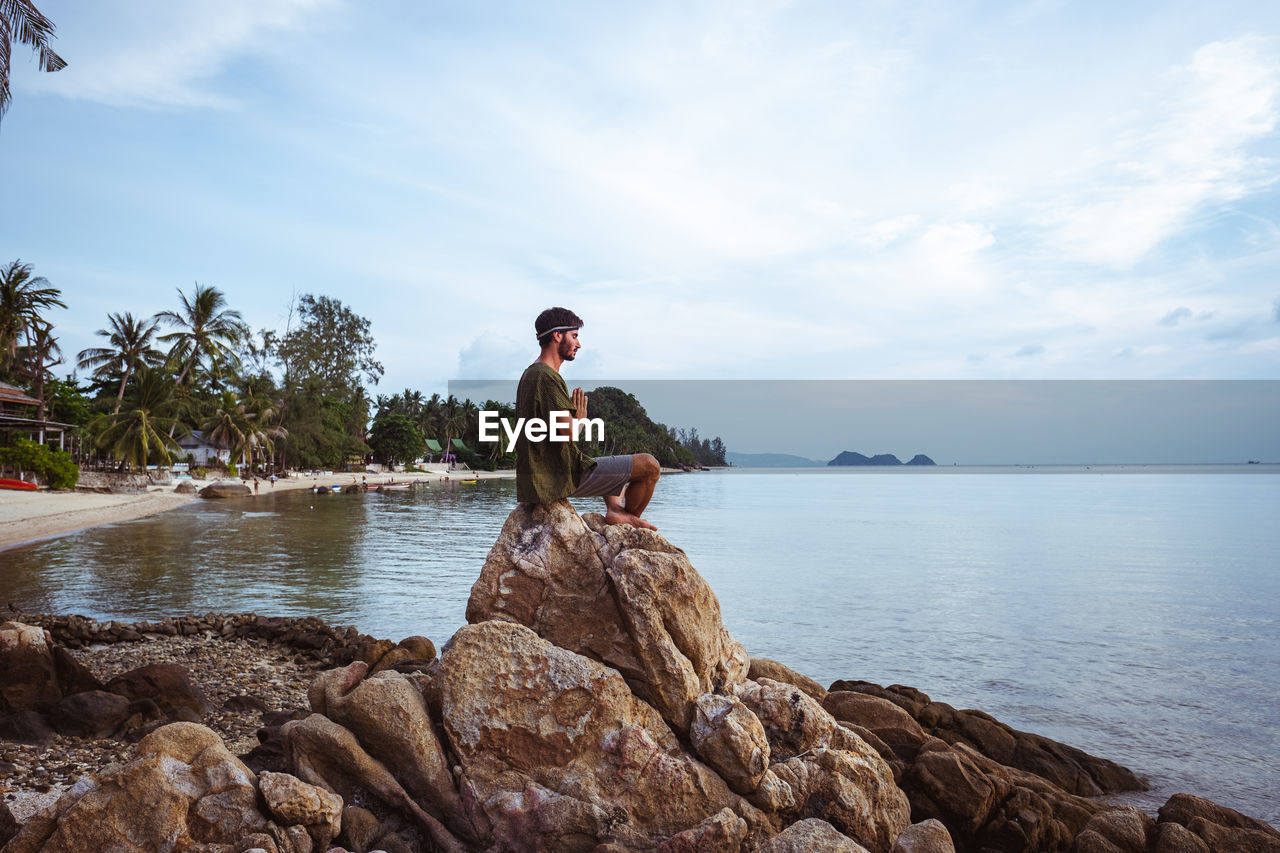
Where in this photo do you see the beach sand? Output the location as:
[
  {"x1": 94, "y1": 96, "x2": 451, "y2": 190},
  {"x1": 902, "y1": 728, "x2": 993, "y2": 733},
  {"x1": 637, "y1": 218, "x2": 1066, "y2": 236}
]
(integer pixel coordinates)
[{"x1": 0, "y1": 467, "x2": 516, "y2": 551}]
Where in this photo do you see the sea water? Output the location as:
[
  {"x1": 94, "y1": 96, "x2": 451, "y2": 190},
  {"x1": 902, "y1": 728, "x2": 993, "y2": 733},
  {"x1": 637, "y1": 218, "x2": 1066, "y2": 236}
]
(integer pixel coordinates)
[{"x1": 2, "y1": 467, "x2": 1277, "y2": 823}]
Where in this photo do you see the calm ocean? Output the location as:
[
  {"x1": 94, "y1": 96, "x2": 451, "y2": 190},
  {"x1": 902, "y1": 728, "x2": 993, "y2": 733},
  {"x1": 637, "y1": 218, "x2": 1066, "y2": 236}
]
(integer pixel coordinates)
[{"x1": 3, "y1": 466, "x2": 1277, "y2": 824}]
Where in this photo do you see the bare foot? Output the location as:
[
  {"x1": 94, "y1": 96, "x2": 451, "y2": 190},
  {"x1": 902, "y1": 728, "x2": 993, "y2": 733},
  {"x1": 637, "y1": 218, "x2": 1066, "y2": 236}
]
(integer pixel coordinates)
[{"x1": 604, "y1": 508, "x2": 658, "y2": 530}]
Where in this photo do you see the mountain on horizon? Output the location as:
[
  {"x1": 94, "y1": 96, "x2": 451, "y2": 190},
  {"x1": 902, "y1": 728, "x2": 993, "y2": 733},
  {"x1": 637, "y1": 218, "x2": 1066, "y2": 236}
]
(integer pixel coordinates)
[
  {"x1": 828, "y1": 451, "x2": 936, "y2": 466},
  {"x1": 725, "y1": 451, "x2": 825, "y2": 467}
]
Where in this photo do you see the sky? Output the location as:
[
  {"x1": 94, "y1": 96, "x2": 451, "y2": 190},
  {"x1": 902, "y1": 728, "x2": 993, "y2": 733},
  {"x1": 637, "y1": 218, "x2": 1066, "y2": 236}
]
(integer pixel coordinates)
[{"x1": 2, "y1": 1, "x2": 1280, "y2": 458}]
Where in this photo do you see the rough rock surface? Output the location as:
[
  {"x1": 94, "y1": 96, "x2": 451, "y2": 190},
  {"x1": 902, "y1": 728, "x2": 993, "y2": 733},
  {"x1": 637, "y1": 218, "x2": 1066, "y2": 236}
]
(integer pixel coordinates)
[
  {"x1": 2, "y1": 722, "x2": 267, "y2": 852},
  {"x1": 757, "y1": 817, "x2": 872, "y2": 852},
  {"x1": 829, "y1": 681, "x2": 1144, "y2": 797},
  {"x1": 0, "y1": 625, "x2": 61, "y2": 714},
  {"x1": 466, "y1": 501, "x2": 750, "y2": 734},
  {"x1": 892, "y1": 818, "x2": 956, "y2": 853},
  {"x1": 1153, "y1": 794, "x2": 1280, "y2": 853},
  {"x1": 440, "y1": 619, "x2": 762, "y2": 851}
]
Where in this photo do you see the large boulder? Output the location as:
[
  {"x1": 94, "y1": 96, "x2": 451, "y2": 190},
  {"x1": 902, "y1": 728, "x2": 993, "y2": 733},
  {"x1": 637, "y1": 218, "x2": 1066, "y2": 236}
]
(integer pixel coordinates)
[
  {"x1": 307, "y1": 661, "x2": 486, "y2": 843},
  {"x1": 466, "y1": 502, "x2": 750, "y2": 734},
  {"x1": 758, "y1": 817, "x2": 872, "y2": 852},
  {"x1": 0, "y1": 622, "x2": 61, "y2": 713},
  {"x1": 1154, "y1": 793, "x2": 1280, "y2": 852},
  {"x1": 439, "y1": 619, "x2": 767, "y2": 851},
  {"x1": 830, "y1": 681, "x2": 1145, "y2": 798},
  {"x1": 105, "y1": 662, "x2": 214, "y2": 718},
  {"x1": 199, "y1": 481, "x2": 251, "y2": 498},
  {"x1": 2, "y1": 722, "x2": 267, "y2": 853},
  {"x1": 257, "y1": 770, "x2": 344, "y2": 851},
  {"x1": 49, "y1": 690, "x2": 133, "y2": 738}
]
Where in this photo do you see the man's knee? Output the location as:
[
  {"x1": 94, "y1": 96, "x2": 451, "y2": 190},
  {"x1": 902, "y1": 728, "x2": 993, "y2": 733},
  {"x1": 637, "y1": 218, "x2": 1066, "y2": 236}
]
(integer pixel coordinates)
[{"x1": 634, "y1": 453, "x2": 660, "y2": 480}]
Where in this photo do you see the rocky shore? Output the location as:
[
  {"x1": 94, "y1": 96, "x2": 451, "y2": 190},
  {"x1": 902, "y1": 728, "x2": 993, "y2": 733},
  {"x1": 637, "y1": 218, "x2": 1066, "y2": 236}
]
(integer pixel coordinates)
[{"x1": 2, "y1": 504, "x2": 1277, "y2": 853}]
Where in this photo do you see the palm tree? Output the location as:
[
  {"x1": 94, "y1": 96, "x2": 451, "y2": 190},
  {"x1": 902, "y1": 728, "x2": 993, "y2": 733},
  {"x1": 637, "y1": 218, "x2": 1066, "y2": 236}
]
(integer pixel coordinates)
[
  {"x1": 77, "y1": 312, "x2": 164, "y2": 414},
  {"x1": 156, "y1": 283, "x2": 250, "y2": 387},
  {"x1": 20, "y1": 318, "x2": 60, "y2": 420},
  {"x1": 1, "y1": 0, "x2": 66, "y2": 125},
  {"x1": 202, "y1": 392, "x2": 284, "y2": 473},
  {"x1": 0, "y1": 259, "x2": 65, "y2": 378},
  {"x1": 94, "y1": 368, "x2": 186, "y2": 472}
]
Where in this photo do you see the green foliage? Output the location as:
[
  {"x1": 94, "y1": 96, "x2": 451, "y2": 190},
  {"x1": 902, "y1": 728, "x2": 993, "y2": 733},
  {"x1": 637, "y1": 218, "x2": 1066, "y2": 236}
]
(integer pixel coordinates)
[
  {"x1": 367, "y1": 412, "x2": 423, "y2": 466},
  {"x1": 0, "y1": 437, "x2": 78, "y2": 489},
  {"x1": 92, "y1": 367, "x2": 186, "y2": 471},
  {"x1": 577, "y1": 386, "x2": 695, "y2": 467},
  {"x1": 226, "y1": 461, "x2": 238, "y2": 477},
  {"x1": 277, "y1": 294, "x2": 383, "y2": 396},
  {"x1": 42, "y1": 376, "x2": 94, "y2": 426},
  {"x1": 191, "y1": 466, "x2": 209, "y2": 480}
]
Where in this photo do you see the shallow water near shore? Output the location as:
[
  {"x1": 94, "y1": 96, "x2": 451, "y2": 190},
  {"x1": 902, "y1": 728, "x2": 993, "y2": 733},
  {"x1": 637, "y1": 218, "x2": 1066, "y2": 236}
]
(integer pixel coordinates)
[{"x1": 2, "y1": 467, "x2": 1278, "y2": 825}]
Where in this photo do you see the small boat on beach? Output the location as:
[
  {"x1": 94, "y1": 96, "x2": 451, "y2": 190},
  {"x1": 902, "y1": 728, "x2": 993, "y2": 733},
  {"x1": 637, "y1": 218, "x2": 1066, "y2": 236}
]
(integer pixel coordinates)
[{"x1": 0, "y1": 478, "x2": 38, "y2": 491}]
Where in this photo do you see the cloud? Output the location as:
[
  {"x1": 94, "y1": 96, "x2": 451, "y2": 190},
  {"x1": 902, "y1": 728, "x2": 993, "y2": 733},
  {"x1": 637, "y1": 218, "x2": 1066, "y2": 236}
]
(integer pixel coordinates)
[
  {"x1": 18, "y1": 0, "x2": 333, "y2": 109},
  {"x1": 1014, "y1": 343, "x2": 1045, "y2": 358},
  {"x1": 1160, "y1": 307, "x2": 1193, "y2": 326},
  {"x1": 1039, "y1": 37, "x2": 1280, "y2": 268},
  {"x1": 1274, "y1": 296, "x2": 1280, "y2": 322}
]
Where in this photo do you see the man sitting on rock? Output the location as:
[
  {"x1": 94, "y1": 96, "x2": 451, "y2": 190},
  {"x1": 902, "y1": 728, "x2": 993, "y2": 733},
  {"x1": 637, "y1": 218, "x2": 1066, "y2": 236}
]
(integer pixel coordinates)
[{"x1": 516, "y1": 307, "x2": 660, "y2": 530}]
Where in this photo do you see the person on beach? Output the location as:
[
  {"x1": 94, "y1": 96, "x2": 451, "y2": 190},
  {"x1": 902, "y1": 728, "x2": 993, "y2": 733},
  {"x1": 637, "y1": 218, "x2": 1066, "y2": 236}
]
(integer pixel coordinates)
[{"x1": 516, "y1": 307, "x2": 660, "y2": 529}]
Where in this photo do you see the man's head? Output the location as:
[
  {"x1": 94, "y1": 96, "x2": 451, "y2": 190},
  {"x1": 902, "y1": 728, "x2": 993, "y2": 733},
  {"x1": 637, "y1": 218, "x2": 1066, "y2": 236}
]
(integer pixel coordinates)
[{"x1": 535, "y1": 307, "x2": 584, "y2": 361}]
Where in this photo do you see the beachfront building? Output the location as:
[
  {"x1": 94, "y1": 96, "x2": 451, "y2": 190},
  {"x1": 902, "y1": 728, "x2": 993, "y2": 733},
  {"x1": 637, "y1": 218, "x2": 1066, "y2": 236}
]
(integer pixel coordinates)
[
  {"x1": 176, "y1": 430, "x2": 232, "y2": 466},
  {"x1": 0, "y1": 380, "x2": 75, "y2": 450}
]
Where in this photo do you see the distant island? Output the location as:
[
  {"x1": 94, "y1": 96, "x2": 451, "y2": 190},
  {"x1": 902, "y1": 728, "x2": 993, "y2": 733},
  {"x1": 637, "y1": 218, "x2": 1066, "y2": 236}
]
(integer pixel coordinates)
[
  {"x1": 725, "y1": 452, "x2": 825, "y2": 468},
  {"x1": 828, "y1": 451, "x2": 936, "y2": 466}
]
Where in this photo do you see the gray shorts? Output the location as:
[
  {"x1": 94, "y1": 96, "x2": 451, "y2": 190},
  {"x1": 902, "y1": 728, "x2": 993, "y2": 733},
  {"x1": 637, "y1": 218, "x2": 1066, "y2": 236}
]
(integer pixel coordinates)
[{"x1": 571, "y1": 455, "x2": 634, "y2": 498}]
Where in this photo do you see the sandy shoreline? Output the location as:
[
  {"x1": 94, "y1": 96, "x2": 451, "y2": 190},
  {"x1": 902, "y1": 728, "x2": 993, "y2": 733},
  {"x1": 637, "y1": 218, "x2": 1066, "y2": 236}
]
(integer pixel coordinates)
[
  {"x1": 0, "y1": 467, "x2": 516, "y2": 552},
  {"x1": 0, "y1": 464, "x2": 689, "y2": 552}
]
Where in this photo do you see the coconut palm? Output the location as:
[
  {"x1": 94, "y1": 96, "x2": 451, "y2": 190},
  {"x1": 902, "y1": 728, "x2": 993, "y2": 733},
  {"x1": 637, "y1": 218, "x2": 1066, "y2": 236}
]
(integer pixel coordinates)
[
  {"x1": 202, "y1": 392, "x2": 284, "y2": 473},
  {"x1": 156, "y1": 283, "x2": 250, "y2": 388},
  {"x1": 1, "y1": 0, "x2": 66, "y2": 124},
  {"x1": 77, "y1": 312, "x2": 164, "y2": 414},
  {"x1": 0, "y1": 259, "x2": 65, "y2": 378},
  {"x1": 94, "y1": 368, "x2": 186, "y2": 471},
  {"x1": 20, "y1": 318, "x2": 60, "y2": 420}
]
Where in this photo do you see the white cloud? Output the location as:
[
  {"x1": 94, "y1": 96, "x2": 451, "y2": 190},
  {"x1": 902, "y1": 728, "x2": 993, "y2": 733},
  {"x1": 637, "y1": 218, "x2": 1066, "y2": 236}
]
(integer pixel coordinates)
[
  {"x1": 18, "y1": 0, "x2": 332, "y2": 108},
  {"x1": 1039, "y1": 37, "x2": 1280, "y2": 268}
]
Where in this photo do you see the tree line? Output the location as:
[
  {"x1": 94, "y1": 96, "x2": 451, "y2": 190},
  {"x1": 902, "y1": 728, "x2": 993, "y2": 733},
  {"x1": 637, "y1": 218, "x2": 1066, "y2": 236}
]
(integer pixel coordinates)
[
  {"x1": 2, "y1": 259, "x2": 728, "y2": 478},
  {"x1": 370, "y1": 385, "x2": 727, "y2": 471}
]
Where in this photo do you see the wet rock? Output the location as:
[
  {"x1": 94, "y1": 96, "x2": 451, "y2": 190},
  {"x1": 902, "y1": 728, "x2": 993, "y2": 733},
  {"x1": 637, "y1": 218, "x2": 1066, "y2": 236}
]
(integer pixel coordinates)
[{"x1": 1, "y1": 722, "x2": 266, "y2": 852}]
